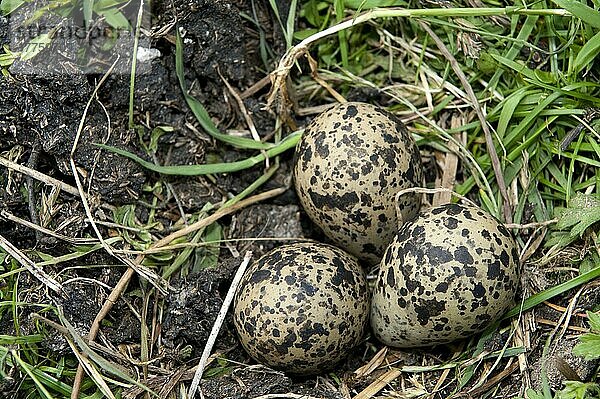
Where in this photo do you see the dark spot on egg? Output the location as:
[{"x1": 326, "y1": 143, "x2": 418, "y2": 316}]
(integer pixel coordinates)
[{"x1": 249, "y1": 270, "x2": 271, "y2": 284}]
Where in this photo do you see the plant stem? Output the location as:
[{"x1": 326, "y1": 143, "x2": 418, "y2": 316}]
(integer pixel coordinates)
[{"x1": 293, "y1": 7, "x2": 569, "y2": 53}]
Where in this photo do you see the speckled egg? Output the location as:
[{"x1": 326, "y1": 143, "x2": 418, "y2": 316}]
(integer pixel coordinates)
[
  {"x1": 293, "y1": 102, "x2": 424, "y2": 265},
  {"x1": 233, "y1": 242, "x2": 369, "y2": 374},
  {"x1": 371, "y1": 203, "x2": 520, "y2": 347}
]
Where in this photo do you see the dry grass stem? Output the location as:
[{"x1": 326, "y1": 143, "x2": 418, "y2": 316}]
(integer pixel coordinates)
[
  {"x1": 354, "y1": 347, "x2": 388, "y2": 378},
  {"x1": 241, "y1": 75, "x2": 272, "y2": 99},
  {"x1": 0, "y1": 155, "x2": 81, "y2": 196},
  {"x1": 4, "y1": 1, "x2": 596, "y2": 396},
  {"x1": 462, "y1": 361, "x2": 520, "y2": 397},
  {"x1": 306, "y1": 52, "x2": 347, "y2": 104},
  {"x1": 188, "y1": 251, "x2": 253, "y2": 398},
  {"x1": 219, "y1": 69, "x2": 270, "y2": 168},
  {"x1": 554, "y1": 287, "x2": 585, "y2": 345},
  {"x1": 432, "y1": 368, "x2": 451, "y2": 393},
  {"x1": 31, "y1": 313, "x2": 138, "y2": 365},
  {"x1": 0, "y1": 233, "x2": 63, "y2": 294},
  {"x1": 296, "y1": 104, "x2": 336, "y2": 116},
  {"x1": 515, "y1": 315, "x2": 532, "y2": 386},
  {"x1": 381, "y1": 87, "x2": 496, "y2": 202},
  {"x1": 353, "y1": 368, "x2": 403, "y2": 399},
  {"x1": 0, "y1": 209, "x2": 98, "y2": 245},
  {"x1": 535, "y1": 318, "x2": 589, "y2": 333},
  {"x1": 220, "y1": 70, "x2": 262, "y2": 143},
  {"x1": 433, "y1": 115, "x2": 463, "y2": 205},
  {"x1": 543, "y1": 302, "x2": 589, "y2": 318},
  {"x1": 267, "y1": 7, "x2": 569, "y2": 109}
]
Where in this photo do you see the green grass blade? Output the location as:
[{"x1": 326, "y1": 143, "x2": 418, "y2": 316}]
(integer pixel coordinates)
[
  {"x1": 97, "y1": 8, "x2": 130, "y2": 29},
  {"x1": 35, "y1": 237, "x2": 122, "y2": 266},
  {"x1": 67, "y1": 340, "x2": 117, "y2": 399},
  {"x1": 58, "y1": 308, "x2": 155, "y2": 395},
  {"x1": 503, "y1": 265, "x2": 600, "y2": 319},
  {"x1": 504, "y1": 91, "x2": 562, "y2": 148},
  {"x1": 223, "y1": 163, "x2": 279, "y2": 207},
  {"x1": 558, "y1": 82, "x2": 600, "y2": 104},
  {"x1": 551, "y1": 0, "x2": 600, "y2": 29},
  {"x1": 162, "y1": 230, "x2": 203, "y2": 279},
  {"x1": 0, "y1": 0, "x2": 25, "y2": 15},
  {"x1": 549, "y1": 147, "x2": 600, "y2": 168},
  {"x1": 0, "y1": 334, "x2": 43, "y2": 344},
  {"x1": 546, "y1": 162, "x2": 570, "y2": 193},
  {"x1": 458, "y1": 101, "x2": 561, "y2": 196},
  {"x1": 541, "y1": 335, "x2": 554, "y2": 399},
  {"x1": 507, "y1": 115, "x2": 559, "y2": 162},
  {"x1": 128, "y1": 0, "x2": 143, "y2": 128},
  {"x1": 175, "y1": 32, "x2": 273, "y2": 150},
  {"x1": 194, "y1": 221, "x2": 221, "y2": 271},
  {"x1": 29, "y1": 367, "x2": 74, "y2": 396},
  {"x1": 162, "y1": 163, "x2": 279, "y2": 276},
  {"x1": 0, "y1": 300, "x2": 49, "y2": 307},
  {"x1": 565, "y1": 131, "x2": 585, "y2": 202},
  {"x1": 574, "y1": 30, "x2": 600, "y2": 74},
  {"x1": 94, "y1": 130, "x2": 302, "y2": 176},
  {"x1": 496, "y1": 87, "x2": 532, "y2": 139},
  {"x1": 286, "y1": 0, "x2": 298, "y2": 49},
  {"x1": 487, "y1": 13, "x2": 538, "y2": 91},
  {"x1": 335, "y1": 0, "x2": 349, "y2": 68},
  {"x1": 492, "y1": 54, "x2": 554, "y2": 84},
  {"x1": 161, "y1": 203, "x2": 214, "y2": 278},
  {"x1": 11, "y1": 350, "x2": 55, "y2": 399},
  {"x1": 343, "y1": 0, "x2": 406, "y2": 8},
  {"x1": 83, "y1": 0, "x2": 94, "y2": 29},
  {"x1": 587, "y1": 136, "x2": 600, "y2": 160},
  {"x1": 268, "y1": 0, "x2": 289, "y2": 46}
]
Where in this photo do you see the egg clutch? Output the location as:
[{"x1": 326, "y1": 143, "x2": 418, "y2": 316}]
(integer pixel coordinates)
[{"x1": 232, "y1": 102, "x2": 520, "y2": 374}]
